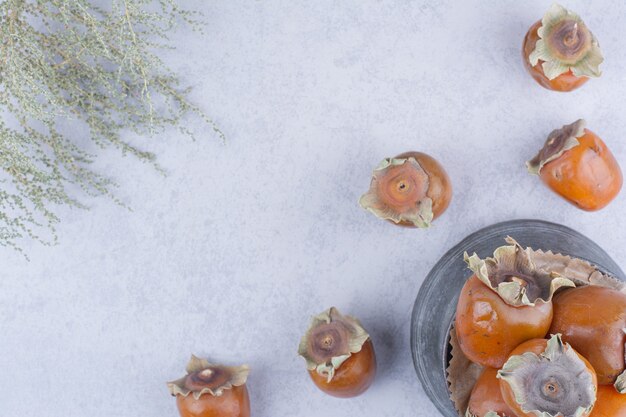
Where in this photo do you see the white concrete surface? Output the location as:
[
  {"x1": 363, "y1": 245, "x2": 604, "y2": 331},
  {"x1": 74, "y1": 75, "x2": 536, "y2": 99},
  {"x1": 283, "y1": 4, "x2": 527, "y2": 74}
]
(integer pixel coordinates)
[{"x1": 3, "y1": 1, "x2": 626, "y2": 416}]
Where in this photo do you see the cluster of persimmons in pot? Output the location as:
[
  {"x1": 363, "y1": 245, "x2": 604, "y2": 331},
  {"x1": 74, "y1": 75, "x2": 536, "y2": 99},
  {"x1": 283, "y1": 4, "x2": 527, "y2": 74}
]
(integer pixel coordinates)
[
  {"x1": 456, "y1": 237, "x2": 626, "y2": 417},
  {"x1": 162, "y1": 4, "x2": 625, "y2": 417}
]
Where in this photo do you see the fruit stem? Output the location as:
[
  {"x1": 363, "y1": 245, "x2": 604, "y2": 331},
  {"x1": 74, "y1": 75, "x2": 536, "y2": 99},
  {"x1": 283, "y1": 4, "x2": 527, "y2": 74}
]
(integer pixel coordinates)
[
  {"x1": 199, "y1": 369, "x2": 214, "y2": 379},
  {"x1": 322, "y1": 335, "x2": 333, "y2": 348},
  {"x1": 564, "y1": 23, "x2": 579, "y2": 47}
]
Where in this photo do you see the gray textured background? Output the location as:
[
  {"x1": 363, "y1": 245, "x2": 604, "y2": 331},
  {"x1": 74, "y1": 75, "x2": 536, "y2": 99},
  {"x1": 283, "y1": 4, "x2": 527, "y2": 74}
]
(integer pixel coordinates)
[{"x1": 3, "y1": 1, "x2": 626, "y2": 416}]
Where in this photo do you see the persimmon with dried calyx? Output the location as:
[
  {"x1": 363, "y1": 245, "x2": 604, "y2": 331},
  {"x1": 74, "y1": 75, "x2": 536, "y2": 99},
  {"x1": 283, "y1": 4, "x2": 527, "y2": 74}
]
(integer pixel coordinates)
[
  {"x1": 498, "y1": 334, "x2": 598, "y2": 417},
  {"x1": 522, "y1": 4, "x2": 603, "y2": 92},
  {"x1": 527, "y1": 119, "x2": 623, "y2": 211},
  {"x1": 589, "y1": 386, "x2": 626, "y2": 417},
  {"x1": 298, "y1": 307, "x2": 376, "y2": 398},
  {"x1": 359, "y1": 151, "x2": 452, "y2": 228},
  {"x1": 455, "y1": 237, "x2": 575, "y2": 368},
  {"x1": 167, "y1": 355, "x2": 250, "y2": 417},
  {"x1": 549, "y1": 285, "x2": 626, "y2": 387},
  {"x1": 455, "y1": 274, "x2": 554, "y2": 369},
  {"x1": 466, "y1": 367, "x2": 516, "y2": 417}
]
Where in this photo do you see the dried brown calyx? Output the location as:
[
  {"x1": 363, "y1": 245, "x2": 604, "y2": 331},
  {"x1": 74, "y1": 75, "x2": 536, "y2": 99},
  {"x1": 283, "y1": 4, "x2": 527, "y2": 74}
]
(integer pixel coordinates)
[
  {"x1": 464, "y1": 237, "x2": 575, "y2": 307},
  {"x1": 167, "y1": 355, "x2": 249, "y2": 400},
  {"x1": 466, "y1": 412, "x2": 504, "y2": 417},
  {"x1": 448, "y1": 325, "x2": 484, "y2": 415},
  {"x1": 298, "y1": 307, "x2": 369, "y2": 382},
  {"x1": 527, "y1": 119, "x2": 585, "y2": 175},
  {"x1": 359, "y1": 157, "x2": 433, "y2": 228},
  {"x1": 618, "y1": 372, "x2": 626, "y2": 393},
  {"x1": 498, "y1": 335, "x2": 596, "y2": 417},
  {"x1": 529, "y1": 4, "x2": 603, "y2": 80},
  {"x1": 530, "y1": 247, "x2": 625, "y2": 292}
]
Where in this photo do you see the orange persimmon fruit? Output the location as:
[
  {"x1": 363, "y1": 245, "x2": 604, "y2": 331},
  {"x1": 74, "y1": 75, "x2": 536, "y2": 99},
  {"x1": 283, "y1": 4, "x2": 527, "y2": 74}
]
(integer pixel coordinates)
[
  {"x1": 308, "y1": 338, "x2": 376, "y2": 398},
  {"x1": 456, "y1": 238, "x2": 574, "y2": 368},
  {"x1": 167, "y1": 356, "x2": 250, "y2": 417},
  {"x1": 549, "y1": 285, "x2": 626, "y2": 386},
  {"x1": 359, "y1": 151, "x2": 452, "y2": 228},
  {"x1": 466, "y1": 367, "x2": 516, "y2": 417},
  {"x1": 455, "y1": 274, "x2": 553, "y2": 368},
  {"x1": 590, "y1": 385, "x2": 626, "y2": 417},
  {"x1": 498, "y1": 335, "x2": 597, "y2": 417},
  {"x1": 176, "y1": 387, "x2": 250, "y2": 417},
  {"x1": 298, "y1": 307, "x2": 376, "y2": 398},
  {"x1": 527, "y1": 119, "x2": 622, "y2": 211},
  {"x1": 522, "y1": 4, "x2": 603, "y2": 92}
]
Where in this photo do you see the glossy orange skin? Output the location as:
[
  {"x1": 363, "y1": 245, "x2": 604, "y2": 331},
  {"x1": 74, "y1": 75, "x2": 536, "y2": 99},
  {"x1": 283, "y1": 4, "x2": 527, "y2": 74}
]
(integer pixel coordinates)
[
  {"x1": 499, "y1": 338, "x2": 597, "y2": 417},
  {"x1": 523, "y1": 20, "x2": 589, "y2": 92},
  {"x1": 455, "y1": 275, "x2": 553, "y2": 368},
  {"x1": 538, "y1": 130, "x2": 622, "y2": 211},
  {"x1": 393, "y1": 151, "x2": 452, "y2": 227},
  {"x1": 308, "y1": 339, "x2": 377, "y2": 398},
  {"x1": 176, "y1": 385, "x2": 250, "y2": 417},
  {"x1": 467, "y1": 367, "x2": 516, "y2": 417},
  {"x1": 550, "y1": 286, "x2": 626, "y2": 385},
  {"x1": 590, "y1": 385, "x2": 626, "y2": 417}
]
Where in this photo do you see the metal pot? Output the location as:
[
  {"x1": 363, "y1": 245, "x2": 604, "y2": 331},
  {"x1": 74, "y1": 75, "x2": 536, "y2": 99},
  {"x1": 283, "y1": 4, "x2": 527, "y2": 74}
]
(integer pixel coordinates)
[{"x1": 410, "y1": 219, "x2": 625, "y2": 417}]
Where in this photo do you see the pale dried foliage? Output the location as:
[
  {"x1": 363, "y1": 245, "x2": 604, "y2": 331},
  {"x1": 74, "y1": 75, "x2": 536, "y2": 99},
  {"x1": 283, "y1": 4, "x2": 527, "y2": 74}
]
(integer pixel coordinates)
[{"x1": 0, "y1": 0, "x2": 220, "y2": 256}]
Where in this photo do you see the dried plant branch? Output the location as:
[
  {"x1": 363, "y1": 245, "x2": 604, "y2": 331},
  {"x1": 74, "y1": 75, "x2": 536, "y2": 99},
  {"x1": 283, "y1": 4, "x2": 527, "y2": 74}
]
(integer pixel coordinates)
[{"x1": 0, "y1": 0, "x2": 221, "y2": 256}]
